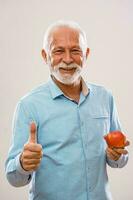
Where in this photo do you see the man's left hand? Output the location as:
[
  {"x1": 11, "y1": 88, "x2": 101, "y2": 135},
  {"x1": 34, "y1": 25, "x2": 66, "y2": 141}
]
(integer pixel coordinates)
[{"x1": 106, "y1": 140, "x2": 130, "y2": 161}]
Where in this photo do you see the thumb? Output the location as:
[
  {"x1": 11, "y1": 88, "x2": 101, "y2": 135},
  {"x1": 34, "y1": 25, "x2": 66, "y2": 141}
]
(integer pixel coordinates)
[
  {"x1": 29, "y1": 122, "x2": 37, "y2": 143},
  {"x1": 125, "y1": 140, "x2": 130, "y2": 147}
]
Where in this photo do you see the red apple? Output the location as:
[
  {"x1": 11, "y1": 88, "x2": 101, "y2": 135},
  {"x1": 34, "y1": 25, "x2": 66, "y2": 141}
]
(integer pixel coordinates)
[{"x1": 104, "y1": 130, "x2": 126, "y2": 148}]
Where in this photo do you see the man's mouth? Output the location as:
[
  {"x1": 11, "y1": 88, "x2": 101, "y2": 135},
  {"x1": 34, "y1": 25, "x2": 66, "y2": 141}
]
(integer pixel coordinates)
[{"x1": 59, "y1": 67, "x2": 76, "y2": 72}]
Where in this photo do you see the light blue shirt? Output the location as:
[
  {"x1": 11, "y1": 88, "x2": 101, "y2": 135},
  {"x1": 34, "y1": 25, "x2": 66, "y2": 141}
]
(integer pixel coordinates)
[{"x1": 5, "y1": 76, "x2": 128, "y2": 200}]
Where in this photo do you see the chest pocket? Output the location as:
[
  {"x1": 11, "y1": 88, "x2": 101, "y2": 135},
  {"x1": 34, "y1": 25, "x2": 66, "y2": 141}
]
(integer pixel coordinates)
[
  {"x1": 90, "y1": 114, "x2": 110, "y2": 133},
  {"x1": 87, "y1": 113, "x2": 110, "y2": 134}
]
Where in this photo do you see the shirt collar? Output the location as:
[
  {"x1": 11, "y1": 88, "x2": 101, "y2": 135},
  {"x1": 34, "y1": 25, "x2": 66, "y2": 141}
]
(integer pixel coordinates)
[
  {"x1": 48, "y1": 75, "x2": 90, "y2": 99},
  {"x1": 81, "y1": 77, "x2": 90, "y2": 96}
]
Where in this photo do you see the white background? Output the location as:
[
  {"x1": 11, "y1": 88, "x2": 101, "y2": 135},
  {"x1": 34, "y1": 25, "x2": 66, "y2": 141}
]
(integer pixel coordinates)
[{"x1": 0, "y1": 0, "x2": 133, "y2": 199}]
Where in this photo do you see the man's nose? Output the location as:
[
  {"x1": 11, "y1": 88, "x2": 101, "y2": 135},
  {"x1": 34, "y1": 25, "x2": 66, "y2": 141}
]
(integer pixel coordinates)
[{"x1": 62, "y1": 51, "x2": 73, "y2": 65}]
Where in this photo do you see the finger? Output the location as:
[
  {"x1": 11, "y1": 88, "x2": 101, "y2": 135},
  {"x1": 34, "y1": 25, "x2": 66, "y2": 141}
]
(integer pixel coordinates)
[
  {"x1": 29, "y1": 122, "x2": 37, "y2": 143},
  {"x1": 23, "y1": 152, "x2": 43, "y2": 159},
  {"x1": 125, "y1": 140, "x2": 130, "y2": 146},
  {"x1": 107, "y1": 147, "x2": 120, "y2": 157},
  {"x1": 106, "y1": 148, "x2": 121, "y2": 160},
  {"x1": 113, "y1": 148, "x2": 128, "y2": 155},
  {"x1": 24, "y1": 143, "x2": 42, "y2": 153},
  {"x1": 23, "y1": 158, "x2": 42, "y2": 165},
  {"x1": 106, "y1": 150, "x2": 119, "y2": 161},
  {"x1": 107, "y1": 151, "x2": 119, "y2": 161},
  {"x1": 24, "y1": 164, "x2": 40, "y2": 171}
]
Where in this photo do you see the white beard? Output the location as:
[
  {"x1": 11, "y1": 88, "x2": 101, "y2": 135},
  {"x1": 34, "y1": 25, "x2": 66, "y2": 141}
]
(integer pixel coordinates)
[{"x1": 49, "y1": 62, "x2": 83, "y2": 85}]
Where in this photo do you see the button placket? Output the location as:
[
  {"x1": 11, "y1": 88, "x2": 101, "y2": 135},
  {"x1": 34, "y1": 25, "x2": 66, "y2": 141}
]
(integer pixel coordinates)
[{"x1": 77, "y1": 106, "x2": 90, "y2": 199}]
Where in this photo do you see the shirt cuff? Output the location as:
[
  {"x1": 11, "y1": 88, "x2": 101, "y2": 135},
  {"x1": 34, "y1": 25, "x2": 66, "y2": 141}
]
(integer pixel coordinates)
[
  {"x1": 107, "y1": 153, "x2": 129, "y2": 168},
  {"x1": 15, "y1": 153, "x2": 33, "y2": 175}
]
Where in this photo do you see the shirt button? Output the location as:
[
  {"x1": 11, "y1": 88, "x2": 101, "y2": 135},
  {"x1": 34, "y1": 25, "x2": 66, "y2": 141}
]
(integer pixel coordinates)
[
  {"x1": 81, "y1": 121, "x2": 84, "y2": 126},
  {"x1": 85, "y1": 143, "x2": 88, "y2": 148}
]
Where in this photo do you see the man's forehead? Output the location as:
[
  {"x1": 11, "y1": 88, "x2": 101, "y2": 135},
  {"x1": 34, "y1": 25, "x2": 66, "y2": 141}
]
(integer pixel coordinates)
[{"x1": 49, "y1": 27, "x2": 80, "y2": 45}]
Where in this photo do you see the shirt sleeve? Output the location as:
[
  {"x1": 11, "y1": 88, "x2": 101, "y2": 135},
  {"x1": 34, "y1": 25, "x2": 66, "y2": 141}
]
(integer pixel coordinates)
[
  {"x1": 106, "y1": 153, "x2": 129, "y2": 168},
  {"x1": 5, "y1": 101, "x2": 36, "y2": 187},
  {"x1": 106, "y1": 92, "x2": 129, "y2": 168},
  {"x1": 109, "y1": 93, "x2": 122, "y2": 132}
]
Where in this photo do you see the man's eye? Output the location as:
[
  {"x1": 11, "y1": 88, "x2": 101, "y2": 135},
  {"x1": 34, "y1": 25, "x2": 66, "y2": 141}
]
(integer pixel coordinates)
[
  {"x1": 71, "y1": 49, "x2": 81, "y2": 54},
  {"x1": 53, "y1": 50, "x2": 64, "y2": 54}
]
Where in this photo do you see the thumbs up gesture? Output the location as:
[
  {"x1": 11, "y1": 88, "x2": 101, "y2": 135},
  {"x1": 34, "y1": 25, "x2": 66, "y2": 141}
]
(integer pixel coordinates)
[{"x1": 20, "y1": 122, "x2": 43, "y2": 171}]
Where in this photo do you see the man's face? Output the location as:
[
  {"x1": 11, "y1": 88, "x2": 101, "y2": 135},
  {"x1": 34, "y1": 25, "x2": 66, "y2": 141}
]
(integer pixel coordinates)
[{"x1": 42, "y1": 27, "x2": 89, "y2": 85}]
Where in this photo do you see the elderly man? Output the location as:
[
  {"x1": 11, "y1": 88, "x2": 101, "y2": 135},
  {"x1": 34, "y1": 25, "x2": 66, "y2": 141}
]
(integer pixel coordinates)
[{"x1": 5, "y1": 20, "x2": 129, "y2": 200}]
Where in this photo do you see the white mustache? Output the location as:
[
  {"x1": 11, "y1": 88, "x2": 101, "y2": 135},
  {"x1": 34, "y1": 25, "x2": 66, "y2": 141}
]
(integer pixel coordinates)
[{"x1": 56, "y1": 63, "x2": 80, "y2": 70}]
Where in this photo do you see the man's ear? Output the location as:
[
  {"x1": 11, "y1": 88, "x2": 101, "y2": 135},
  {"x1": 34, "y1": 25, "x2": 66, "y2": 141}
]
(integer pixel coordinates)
[
  {"x1": 41, "y1": 49, "x2": 47, "y2": 63},
  {"x1": 86, "y1": 48, "x2": 90, "y2": 59}
]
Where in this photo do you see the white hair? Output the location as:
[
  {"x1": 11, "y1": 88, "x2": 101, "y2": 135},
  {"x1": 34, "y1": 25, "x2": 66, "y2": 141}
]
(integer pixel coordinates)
[{"x1": 43, "y1": 20, "x2": 88, "y2": 52}]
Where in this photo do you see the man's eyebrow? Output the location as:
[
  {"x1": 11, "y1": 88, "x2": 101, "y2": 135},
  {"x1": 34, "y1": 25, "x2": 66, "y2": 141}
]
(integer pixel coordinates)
[
  {"x1": 52, "y1": 46, "x2": 64, "y2": 50},
  {"x1": 52, "y1": 45, "x2": 81, "y2": 50},
  {"x1": 71, "y1": 45, "x2": 81, "y2": 48}
]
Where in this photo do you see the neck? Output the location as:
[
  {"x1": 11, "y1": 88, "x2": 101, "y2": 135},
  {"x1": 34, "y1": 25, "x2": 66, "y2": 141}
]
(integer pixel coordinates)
[{"x1": 51, "y1": 75, "x2": 82, "y2": 97}]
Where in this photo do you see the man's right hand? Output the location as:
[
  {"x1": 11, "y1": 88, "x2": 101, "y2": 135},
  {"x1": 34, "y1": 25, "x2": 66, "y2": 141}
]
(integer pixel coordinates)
[{"x1": 20, "y1": 122, "x2": 43, "y2": 171}]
